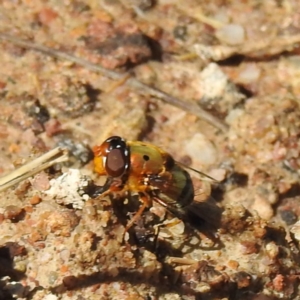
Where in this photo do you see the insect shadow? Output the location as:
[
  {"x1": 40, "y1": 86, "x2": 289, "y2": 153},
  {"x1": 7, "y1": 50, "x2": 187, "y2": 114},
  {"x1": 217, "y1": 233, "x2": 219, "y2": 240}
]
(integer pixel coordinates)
[{"x1": 0, "y1": 243, "x2": 29, "y2": 300}]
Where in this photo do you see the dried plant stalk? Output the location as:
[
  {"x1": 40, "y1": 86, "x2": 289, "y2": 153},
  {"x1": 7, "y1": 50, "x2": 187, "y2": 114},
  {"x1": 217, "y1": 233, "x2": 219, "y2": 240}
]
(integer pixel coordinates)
[
  {"x1": 0, "y1": 33, "x2": 229, "y2": 132},
  {"x1": 0, "y1": 147, "x2": 69, "y2": 192}
]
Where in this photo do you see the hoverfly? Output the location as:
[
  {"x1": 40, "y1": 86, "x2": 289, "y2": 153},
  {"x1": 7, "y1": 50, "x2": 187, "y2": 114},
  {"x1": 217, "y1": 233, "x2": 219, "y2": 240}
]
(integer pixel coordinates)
[{"x1": 92, "y1": 136, "x2": 221, "y2": 233}]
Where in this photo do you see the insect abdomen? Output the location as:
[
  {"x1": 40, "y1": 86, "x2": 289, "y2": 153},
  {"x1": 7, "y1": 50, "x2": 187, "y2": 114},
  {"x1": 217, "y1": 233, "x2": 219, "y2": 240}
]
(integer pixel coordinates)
[{"x1": 149, "y1": 164, "x2": 194, "y2": 213}]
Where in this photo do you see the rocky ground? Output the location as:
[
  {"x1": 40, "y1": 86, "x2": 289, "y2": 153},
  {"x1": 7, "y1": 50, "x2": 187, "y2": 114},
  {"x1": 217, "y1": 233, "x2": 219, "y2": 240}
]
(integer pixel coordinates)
[{"x1": 1, "y1": 0, "x2": 300, "y2": 299}]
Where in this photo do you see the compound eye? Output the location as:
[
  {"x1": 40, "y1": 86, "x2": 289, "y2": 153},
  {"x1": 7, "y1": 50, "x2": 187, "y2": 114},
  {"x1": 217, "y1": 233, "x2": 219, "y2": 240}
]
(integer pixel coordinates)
[
  {"x1": 106, "y1": 148, "x2": 126, "y2": 177},
  {"x1": 104, "y1": 136, "x2": 129, "y2": 178}
]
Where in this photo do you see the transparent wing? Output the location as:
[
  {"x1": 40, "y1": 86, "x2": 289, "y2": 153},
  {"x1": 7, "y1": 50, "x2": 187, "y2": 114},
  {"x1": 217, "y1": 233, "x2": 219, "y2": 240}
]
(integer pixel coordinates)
[
  {"x1": 176, "y1": 161, "x2": 219, "y2": 183},
  {"x1": 185, "y1": 196, "x2": 223, "y2": 230},
  {"x1": 148, "y1": 163, "x2": 222, "y2": 228},
  {"x1": 148, "y1": 166, "x2": 193, "y2": 208}
]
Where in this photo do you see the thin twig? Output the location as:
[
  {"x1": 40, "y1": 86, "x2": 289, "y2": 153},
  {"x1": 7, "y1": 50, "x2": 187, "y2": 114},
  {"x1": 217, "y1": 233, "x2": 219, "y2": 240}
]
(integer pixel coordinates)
[
  {"x1": 0, "y1": 147, "x2": 69, "y2": 192},
  {"x1": 176, "y1": 4, "x2": 224, "y2": 29},
  {"x1": 0, "y1": 33, "x2": 228, "y2": 132},
  {"x1": 167, "y1": 257, "x2": 197, "y2": 265},
  {"x1": 194, "y1": 34, "x2": 300, "y2": 61}
]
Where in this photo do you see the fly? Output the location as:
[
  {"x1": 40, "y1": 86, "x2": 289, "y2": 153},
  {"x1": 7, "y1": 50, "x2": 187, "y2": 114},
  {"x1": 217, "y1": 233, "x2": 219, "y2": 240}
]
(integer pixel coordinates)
[{"x1": 92, "y1": 136, "x2": 221, "y2": 233}]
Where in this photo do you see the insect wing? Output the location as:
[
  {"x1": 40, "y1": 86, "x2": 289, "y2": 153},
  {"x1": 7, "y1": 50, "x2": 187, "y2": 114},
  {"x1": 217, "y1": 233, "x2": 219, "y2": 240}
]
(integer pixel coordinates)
[
  {"x1": 148, "y1": 164, "x2": 194, "y2": 212},
  {"x1": 175, "y1": 164, "x2": 222, "y2": 227},
  {"x1": 149, "y1": 162, "x2": 222, "y2": 227},
  {"x1": 186, "y1": 195, "x2": 223, "y2": 229},
  {"x1": 176, "y1": 162, "x2": 219, "y2": 183}
]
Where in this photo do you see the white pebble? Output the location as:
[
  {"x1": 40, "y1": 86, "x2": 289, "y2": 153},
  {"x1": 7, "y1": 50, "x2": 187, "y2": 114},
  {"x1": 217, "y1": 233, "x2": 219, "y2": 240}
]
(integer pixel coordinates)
[
  {"x1": 250, "y1": 194, "x2": 273, "y2": 220},
  {"x1": 225, "y1": 108, "x2": 245, "y2": 125},
  {"x1": 184, "y1": 133, "x2": 218, "y2": 166},
  {"x1": 200, "y1": 63, "x2": 228, "y2": 99},
  {"x1": 213, "y1": 10, "x2": 230, "y2": 24},
  {"x1": 216, "y1": 23, "x2": 245, "y2": 45},
  {"x1": 238, "y1": 64, "x2": 261, "y2": 84},
  {"x1": 291, "y1": 220, "x2": 300, "y2": 241},
  {"x1": 43, "y1": 294, "x2": 59, "y2": 300}
]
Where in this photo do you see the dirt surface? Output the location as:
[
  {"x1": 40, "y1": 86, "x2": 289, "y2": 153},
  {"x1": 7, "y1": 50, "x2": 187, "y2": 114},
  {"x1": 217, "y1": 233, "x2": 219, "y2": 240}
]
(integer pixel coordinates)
[{"x1": 1, "y1": 0, "x2": 300, "y2": 299}]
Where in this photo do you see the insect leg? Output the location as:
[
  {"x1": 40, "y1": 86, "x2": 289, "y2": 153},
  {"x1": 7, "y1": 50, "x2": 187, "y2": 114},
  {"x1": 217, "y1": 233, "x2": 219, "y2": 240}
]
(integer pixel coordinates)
[
  {"x1": 124, "y1": 194, "x2": 150, "y2": 233},
  {"x1": 88, "y1": 178, "x2": 112, "y2": 198}
]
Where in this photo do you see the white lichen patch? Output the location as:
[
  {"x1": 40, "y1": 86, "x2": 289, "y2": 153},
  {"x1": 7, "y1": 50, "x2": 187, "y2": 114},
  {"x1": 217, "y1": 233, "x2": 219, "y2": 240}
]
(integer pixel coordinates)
[{"x1": 44, "y1": 169, "x2": 90, "y2": 209}]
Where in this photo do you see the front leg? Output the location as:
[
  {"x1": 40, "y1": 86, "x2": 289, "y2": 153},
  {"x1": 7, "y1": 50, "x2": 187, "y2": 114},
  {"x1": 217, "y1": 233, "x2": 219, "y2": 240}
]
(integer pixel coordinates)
[{"x1": 88, "y1": 177, "x2": 113, "y2": 198}]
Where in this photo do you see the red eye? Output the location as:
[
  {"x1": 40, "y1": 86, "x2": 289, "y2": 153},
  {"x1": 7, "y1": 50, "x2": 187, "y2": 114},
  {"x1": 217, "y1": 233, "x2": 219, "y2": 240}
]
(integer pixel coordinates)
[
  {"x1": 106, "y1": 148, "x2": 126, "y2": 177},
  {"x1": 103, "y1": 136, "x2": 130, "y2": 178}
]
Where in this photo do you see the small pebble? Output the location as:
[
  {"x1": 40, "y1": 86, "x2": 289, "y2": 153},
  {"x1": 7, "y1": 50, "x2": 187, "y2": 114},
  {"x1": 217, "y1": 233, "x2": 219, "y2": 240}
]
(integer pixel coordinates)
[
  {"x1": 216, "y1": 23, "x2": 245, "y2": 45},
  {"x1": 132, "y1": 0, "x2": 155, "y2": 10},
  {"x1": 290, "y1": 220, "x2": 300, "y2": 241},
  {"x1": 43, "y1": 294, "x2": 59, "y2": 300},
  {"x1": 44, "y1": 119, "x2": 62, "y2": 137},
  {"x1": 24, "y1": 205, "x2": 33, "y2": 213},
  {"x1": 238, "y1": 64, "x2": 261, "y2": 84},
  {"x1": 251, "y1": 194, "x2": 273, "y2": 220},
  {"x1": 46, "y1": 210, "x2": 80, "y2": 237},
  {"x1": 4, "y1": 205, "x2": 24, "y2": 221},
  {"x1": 184, "y1": 133, "x2": 217, "y2": 166},
  {"x1": 0, "y1": 213, "x2": 4, "y2": 223},
  {"x1": 166, "y1": 218, "x2": 185, "y2": 236},
  {"x1": 272, "y1": 274, "x2": 284, "y2": 292},
  {"x1": 31, "y1": 172, "x2": 50, "y2": 191},
  {"x1": 200, "y1": 63, "x2": 228, "y2": 99},
  {"x1": 14, "y1": 261, "x2": 27, "y2": 273},
  {"x1": 233, "y1": 271, "x2": 252, "y2": 288},
  {"x1": 48, "y1": 271, "x2": 59, "y2": 285},
  {"x1": 60, "y1": 249, "x2": 70, "y2": 263},
  {"x1": 225, "y1": 108, "x2": 245, "y2": 125},
  {"x1": 240, "y1": 240, "x2": 259, "y2": 255},
  {"x1": 63, "y1": 275, "x2": 78, "y2": 289},
  {"x1": 208, "y1": 168, "x2": 227, "y2": 181},
  {"x1": 265, "y1": 242, "x2": 279, "y2": 260},
  {"x1": 30, "y1": 195, "x2": 42, "y2": 205},
  {"x1": 38, "y1": 8, "x2": 58, "y2": 25},
  {"x1": 279, "y1": 209, "x2": 297, "y2": 226},
  {"x1": 227, "y1": 260, "x2": 239, "y2": 270}
]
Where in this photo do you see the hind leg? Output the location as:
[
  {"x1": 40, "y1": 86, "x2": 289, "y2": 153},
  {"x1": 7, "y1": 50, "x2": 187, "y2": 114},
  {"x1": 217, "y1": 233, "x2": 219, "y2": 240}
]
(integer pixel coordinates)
[{"x1": 124, "y1": 194, "x2": 151, "y2": 234}]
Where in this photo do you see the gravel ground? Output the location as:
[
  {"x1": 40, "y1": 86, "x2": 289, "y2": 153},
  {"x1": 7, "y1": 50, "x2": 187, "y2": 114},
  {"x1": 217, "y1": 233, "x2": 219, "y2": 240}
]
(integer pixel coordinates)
[{"x1": 1, "y1": 0, "x2": 300, "y2": 299}]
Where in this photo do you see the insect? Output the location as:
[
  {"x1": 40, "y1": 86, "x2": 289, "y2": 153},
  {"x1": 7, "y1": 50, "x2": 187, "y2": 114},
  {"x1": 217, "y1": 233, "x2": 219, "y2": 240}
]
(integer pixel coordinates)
[{"x1": 92, "y1": 136, "x2": 220, "y2": 232}]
